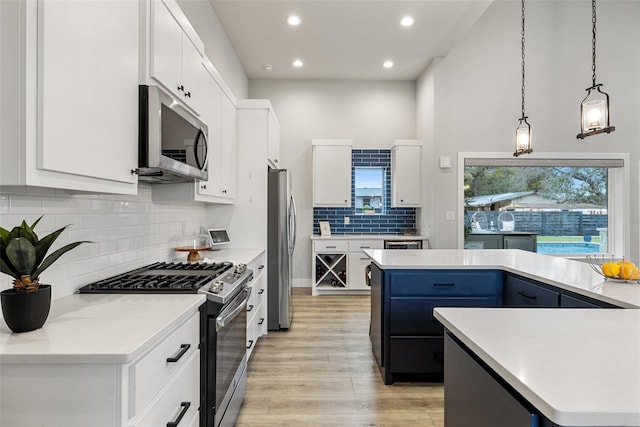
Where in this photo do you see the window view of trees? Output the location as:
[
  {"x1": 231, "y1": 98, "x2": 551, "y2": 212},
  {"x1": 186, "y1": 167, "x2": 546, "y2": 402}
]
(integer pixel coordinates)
[{"x1": 464, "y1": 166, "x2": 608, "y2": 254}]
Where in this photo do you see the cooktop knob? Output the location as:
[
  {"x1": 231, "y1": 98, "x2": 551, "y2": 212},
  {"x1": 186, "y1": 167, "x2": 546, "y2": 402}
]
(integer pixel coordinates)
[{"x1": 234, "y1": 263, "x2": 247, "y2": 274}]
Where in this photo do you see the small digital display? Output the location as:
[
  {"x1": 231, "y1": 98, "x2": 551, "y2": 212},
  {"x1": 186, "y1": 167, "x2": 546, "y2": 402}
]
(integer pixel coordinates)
[{"x1": 208, "y1": 229, "x2": 231, "y2": 246}]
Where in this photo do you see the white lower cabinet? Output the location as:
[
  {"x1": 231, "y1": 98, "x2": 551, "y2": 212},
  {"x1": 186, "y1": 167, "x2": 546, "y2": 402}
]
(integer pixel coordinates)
[
  {"x1": 246, "y1": 250, "x2": 267, "y2": 359},
  {"x1": 312, "y1": 239, "x2": 383, "y2": 295},
  {"x1": 0, "y1": 311, "x2": 201, "y2": 427}
]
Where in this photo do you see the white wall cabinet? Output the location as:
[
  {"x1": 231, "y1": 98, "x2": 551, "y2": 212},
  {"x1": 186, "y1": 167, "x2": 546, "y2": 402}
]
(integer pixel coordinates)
[
  {"x1": 267, "y1": 112, "x2": 281, "y2": 167},
  {"x1": 391, "y1": 140, "x2": 422, "y2": 207},
  {"x1": 0, "y1": 0, "x2": 138, "y2": 194},
  {"x1": 149, "y1": 0, "x2": 204, "y2": 115},
  {"x1": 312, "y1": 140, "x2": 353, "y2": 207},
  {"x1": 0, "y1": 311, "x2": 200, "y2": 427},
  {"x1": 228, "y1": 100, "x2": 280, "y2": 248}
]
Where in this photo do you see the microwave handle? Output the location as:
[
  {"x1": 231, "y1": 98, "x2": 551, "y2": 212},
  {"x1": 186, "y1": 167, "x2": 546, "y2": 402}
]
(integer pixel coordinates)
[{"x1": 194, "y1": 127, "x2": 208, "y2": 171}]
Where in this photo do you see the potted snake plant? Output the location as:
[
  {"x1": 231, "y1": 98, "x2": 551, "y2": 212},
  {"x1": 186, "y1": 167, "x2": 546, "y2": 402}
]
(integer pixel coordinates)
[{"x1": 0, "y1": 216, "x2": 87, "y2": 333}]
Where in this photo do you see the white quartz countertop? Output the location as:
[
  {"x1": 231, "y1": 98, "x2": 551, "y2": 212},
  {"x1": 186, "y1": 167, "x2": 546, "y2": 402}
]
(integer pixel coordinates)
[
  {"x1": 199, "y1": 247, "x2": 264, "y2": 265},
  {"x1": 364, "y1": 249, "x2": 640, "y2": 308},
  {"x1": 0, "y1": 294, "x2": 205, "y2": 364},
  {"x1": 311, "y1": 234, "x2": 427, "y2": 241},
  {"x1": 434, "y1": 307, "x2": 640, "y2": 426}
]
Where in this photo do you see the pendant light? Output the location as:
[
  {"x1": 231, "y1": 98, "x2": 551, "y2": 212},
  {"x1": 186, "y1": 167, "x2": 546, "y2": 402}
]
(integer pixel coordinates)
[
  {"x1": 514, "y1": 0, "x2": 532, "y2": 157},
  {"x1": 577, "y1": 0, "x2": 615, "y2": 139}
]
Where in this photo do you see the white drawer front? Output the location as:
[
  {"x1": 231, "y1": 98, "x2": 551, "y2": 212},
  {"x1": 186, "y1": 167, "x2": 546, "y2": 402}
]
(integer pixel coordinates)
[
  {"x1": 314, "y1": 240, "x2": 348, "y2": 252},
  {"x1": 133, "y1": 349, "x2": 200, "y2": 427},
  {"x1": 247, "y1": 251, "x2": 266, "y2": 274},
  {"x1": 131, "y1": 312, "x2": 199, "y2": 415},
  {"x1": 254, "y1": 272, "x2": 266, "y2": 307},
  {"x1": 348, "y1": 240, "x2": 384, "y2": 252}
]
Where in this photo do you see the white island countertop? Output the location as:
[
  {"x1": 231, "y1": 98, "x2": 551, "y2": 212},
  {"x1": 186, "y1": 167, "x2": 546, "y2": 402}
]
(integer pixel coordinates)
[
  {"x1": 364, "y1": 249, "x2": 640, "y2": 308},
  {"x1": 434, "y1": 307, "x2": 640, "y2": 426},
  {"x1": 0, "y1": 294, "x2": 205, "y2": 364}
]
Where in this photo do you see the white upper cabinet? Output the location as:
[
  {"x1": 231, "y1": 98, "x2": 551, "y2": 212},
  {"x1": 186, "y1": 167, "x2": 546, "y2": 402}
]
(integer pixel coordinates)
[
  {"x1": 0, "y1": 0, "x2": 138, "y2": 194},
  {"x1": 218, "y1": 91, "x2": 237, "y2": 199},
  {"x1": 267, "y1": 112, "x2": 280, "y2": 167},
  {"x1": 149, "y1": 0, "x2": 204, "y2": 115},
  {"x1": 312, "y1": 140, "x2": 352, "y2": 207},
  {"x1": 391, "y1": 140, "x2": 422, "y2": 207}
]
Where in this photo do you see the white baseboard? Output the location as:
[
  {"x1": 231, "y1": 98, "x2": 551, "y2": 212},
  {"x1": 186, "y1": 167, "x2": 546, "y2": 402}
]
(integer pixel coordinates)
[{"x1": 293, "y1": 278, "x2": 311, "y2": 288}]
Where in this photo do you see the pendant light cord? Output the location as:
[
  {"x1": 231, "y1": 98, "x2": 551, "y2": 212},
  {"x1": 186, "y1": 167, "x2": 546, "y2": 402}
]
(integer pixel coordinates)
[
  {"x1": 521, "y1": 0, "x2": 526, "y2": 119},
  {"x1": 591, "y1": 0, "x2": 597, "y2": 87}
]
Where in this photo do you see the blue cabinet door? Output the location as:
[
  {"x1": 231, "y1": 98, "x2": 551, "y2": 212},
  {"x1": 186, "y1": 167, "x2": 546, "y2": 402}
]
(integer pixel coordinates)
[{"x1": 504, "y1": 274, "x2": 559, "y2": 308}]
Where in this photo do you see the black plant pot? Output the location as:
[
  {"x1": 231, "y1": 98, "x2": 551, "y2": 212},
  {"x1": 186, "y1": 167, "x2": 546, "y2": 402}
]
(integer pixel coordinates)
[{"x1": 1, "y1": 285, "x2": 51, "y2": 333}]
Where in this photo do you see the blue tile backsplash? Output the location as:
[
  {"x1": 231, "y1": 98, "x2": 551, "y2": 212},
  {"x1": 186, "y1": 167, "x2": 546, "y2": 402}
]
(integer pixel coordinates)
[{"x1": 313, "y1": 149, "x2": 417, "y2": 235}]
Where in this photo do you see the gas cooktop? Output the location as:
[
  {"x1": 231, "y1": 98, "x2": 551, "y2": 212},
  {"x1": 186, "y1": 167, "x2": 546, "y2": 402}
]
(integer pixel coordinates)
[{"x1": 78, "y1": 261, "x2": 234, "y2": 294}]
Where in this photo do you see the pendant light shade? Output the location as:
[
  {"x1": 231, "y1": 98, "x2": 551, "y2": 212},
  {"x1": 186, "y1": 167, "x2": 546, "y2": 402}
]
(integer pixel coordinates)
[
  {"x1": 577, "y1": 0, "x2": 615, "y2": 139},
  {"x1": 514, "y1": 0, "x2": 532, "y2": 157},
  {"x1": 515, "y1": 117, "x2": 532, "y2": 156}
]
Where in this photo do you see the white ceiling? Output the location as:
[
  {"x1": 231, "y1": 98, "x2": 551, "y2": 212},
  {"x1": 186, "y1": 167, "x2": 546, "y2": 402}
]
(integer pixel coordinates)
[{"x1": 209, "y1": 0, "x2": 494, "y2": 80}]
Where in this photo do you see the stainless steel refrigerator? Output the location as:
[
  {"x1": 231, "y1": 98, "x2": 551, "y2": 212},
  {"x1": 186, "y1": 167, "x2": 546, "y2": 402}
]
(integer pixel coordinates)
[{"x1": 267, "y1": 167, "x2": 297, "y2": 330}]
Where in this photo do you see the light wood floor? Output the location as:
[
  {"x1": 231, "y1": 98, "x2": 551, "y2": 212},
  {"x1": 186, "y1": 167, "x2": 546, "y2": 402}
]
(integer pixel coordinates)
[{"x1": 236, "y1": 288, "x2": 444, "y2": 426}]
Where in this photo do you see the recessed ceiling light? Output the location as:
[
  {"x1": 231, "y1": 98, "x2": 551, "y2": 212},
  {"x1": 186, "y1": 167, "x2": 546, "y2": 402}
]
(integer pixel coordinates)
[
  {"x1": 383, "y1": 60, "x2": 394, "y2": 69},
  {"x1": 263, "y1": 64, "x2": 273, "y2": 72},
  {"x1": 293, "y1": 59, "x2": 304, "y2": 67},
  {"x1": 287, "y1": 15, "x2": 301, "y2": 26},
  {"x1": 401, "y1": 16, "x2": 414, "y2": 27}
]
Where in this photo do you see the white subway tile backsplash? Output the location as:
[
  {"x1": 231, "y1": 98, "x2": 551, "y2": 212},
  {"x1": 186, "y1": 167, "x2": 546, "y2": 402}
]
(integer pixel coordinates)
[
  {"x1": 0, "y1": 190, "x2": 208, "y2": 299},
  {"x1": 9, "y1": 195, "x2": 42, "y2": 214}
]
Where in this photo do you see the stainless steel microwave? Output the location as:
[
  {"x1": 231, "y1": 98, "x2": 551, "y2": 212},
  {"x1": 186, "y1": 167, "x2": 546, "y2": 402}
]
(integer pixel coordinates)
[{"x1": 137, "y1": 85, "x2": 208, "y2": 183}]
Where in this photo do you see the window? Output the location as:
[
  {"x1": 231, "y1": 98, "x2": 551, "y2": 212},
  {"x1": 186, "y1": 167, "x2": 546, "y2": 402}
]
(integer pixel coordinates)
[
  {"x1": 354, "y1": 167, "x2": 385, "y2": 215},
  {"x1": 459, "y1": 154, "x2": 629, "y2": 257}
]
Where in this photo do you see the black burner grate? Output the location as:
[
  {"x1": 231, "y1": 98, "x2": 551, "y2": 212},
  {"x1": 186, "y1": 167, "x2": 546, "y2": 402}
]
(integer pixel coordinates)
[{"x1": 78, "y1": 261, "x2": 233, "y2": 294}]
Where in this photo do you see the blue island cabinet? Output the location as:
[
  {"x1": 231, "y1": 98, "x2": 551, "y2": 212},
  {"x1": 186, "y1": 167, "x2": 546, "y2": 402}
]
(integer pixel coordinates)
[{"x1": 369, "y1": 264, "x2": 502, "y2": 384}]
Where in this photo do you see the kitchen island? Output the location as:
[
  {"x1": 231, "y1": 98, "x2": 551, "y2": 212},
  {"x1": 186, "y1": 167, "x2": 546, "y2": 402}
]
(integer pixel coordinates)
[{"x1": 365, "y1": 249, "x2": 640, "y2": 426}]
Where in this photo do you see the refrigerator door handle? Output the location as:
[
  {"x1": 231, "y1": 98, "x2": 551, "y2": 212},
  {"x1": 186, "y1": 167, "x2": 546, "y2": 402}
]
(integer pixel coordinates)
[{"x1": 289, "y1": 193, "x2": 298, "y2": 255}]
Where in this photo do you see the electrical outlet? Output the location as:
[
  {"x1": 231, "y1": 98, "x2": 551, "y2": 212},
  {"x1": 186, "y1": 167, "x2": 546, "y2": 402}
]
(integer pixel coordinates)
[
  {"x1": 445, "y1": 211, "x2": 455, "y2": 221},
  {"x1": 344, "y1": 216, "x2": 350, "y2": 225}
]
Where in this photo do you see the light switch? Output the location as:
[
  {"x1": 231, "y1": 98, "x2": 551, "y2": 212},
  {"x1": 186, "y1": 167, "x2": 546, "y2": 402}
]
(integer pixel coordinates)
[
  {"x1": 439, "y1": 156, "x2": 452, "y2": 169},
  {"x1": 445, "y1": 211, "x2": 455, "y2": 221},
  {"x1": 344, "y1": 216, "x2": 350, "y2": 225}
]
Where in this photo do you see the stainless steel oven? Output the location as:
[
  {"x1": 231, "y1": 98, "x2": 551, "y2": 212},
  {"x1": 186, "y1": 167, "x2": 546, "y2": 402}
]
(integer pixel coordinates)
[{"x1": 204, "y1": 286, "x2": 250, "y2": 427}]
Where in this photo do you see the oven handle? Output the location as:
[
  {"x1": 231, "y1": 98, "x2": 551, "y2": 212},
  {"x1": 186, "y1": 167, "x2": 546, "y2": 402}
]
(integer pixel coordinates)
[{"x1": 216, "y1": 287, "x2": 251, "y2": 332}]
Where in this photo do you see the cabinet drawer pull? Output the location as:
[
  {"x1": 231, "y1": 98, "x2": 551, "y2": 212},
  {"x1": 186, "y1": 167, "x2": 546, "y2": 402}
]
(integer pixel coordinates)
[
  {"x1": 258, "y1": 265, "x2": 265, "y2": 270},
  {"x1": 246, "y1": 339, "x2": 254, "y2": 349},
  {"x1": 360, "y1": 246, "x2": 371, "y2": 249},
  {"x1": 360, "y1": 257, "x2": 370, "y2": 261},
  {"x1": 166, "y1": 344, "x2": 190, "y2": 363},
  {"x1": 177, "y1": 84, "x2": 184, "y2": 92},
  {"x1": 166, "y1": 401, "x2": 190, "y2": 427},
  {"x1": 326, "y1": 245, "x2": 337, "y2": 249},
  {"x1": 517, "y1": 291, "x2": 537, "y2": 300},
  {"x1": 258, "y1": 289, "x2": 265, "y2": 295},
  {"x1": 258, "y1": 318, "x2": 265, "y2": 325},
  {"x1": 247, "y1": 304, "x2": 254, "y2": 312},
  {"x1": 433, "y1": 282, "x2": 455, "y2": 287}
]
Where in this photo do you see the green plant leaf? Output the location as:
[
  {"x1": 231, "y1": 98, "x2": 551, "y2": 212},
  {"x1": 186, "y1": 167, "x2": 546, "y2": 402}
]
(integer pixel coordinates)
[
  {"x1": 10, "y1": 223, "x2": 37, "y2": 245},
  {"x1": 30, "y1": 215, "x2": 43, "y2": 230},
  {"x1": 0, "y1": 227, "x2": 9, "y2": 247},
  {"x1": 33, "y1": 226, "x2": 68, "y2": 268},
  {"x1": 0, "y1": 257, "x2": 20, "y2": 279},
  {"x1": 6, "y1": 238, "x2": 36, "y2": 276},
  {"x1": 32, "y1": 241, "x2": 87, "y2": 279}
]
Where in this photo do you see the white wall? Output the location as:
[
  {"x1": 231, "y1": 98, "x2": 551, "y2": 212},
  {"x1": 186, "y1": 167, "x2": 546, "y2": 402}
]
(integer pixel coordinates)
[
  {"x1": 177, "y1": 0, "x2": 248, "y2": 98},
  {"x1": 0, "y1": 186, "x2": 207, "y2": 298},
  {"x1": 418, "y1": 0, "x2": 640, "y2": 256},
  {"x1": 248, "y1": 79, "x2": 416, "y2": 284}
]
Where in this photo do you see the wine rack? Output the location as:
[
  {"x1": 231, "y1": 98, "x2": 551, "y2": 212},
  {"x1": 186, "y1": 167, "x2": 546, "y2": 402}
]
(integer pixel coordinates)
[{"x1": 314, "y1": 253, "x2": 347, "y2": 288}]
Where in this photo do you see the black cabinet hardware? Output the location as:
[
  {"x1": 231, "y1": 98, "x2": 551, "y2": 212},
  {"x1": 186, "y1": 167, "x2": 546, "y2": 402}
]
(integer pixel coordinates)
[
  {"x1": 166, "y1": 344, "x2": 190, "y2": 363},
  {"x1": 517, "y1": 291, "x2": 537, "y2": 300},
  {"x1": 258, "y1": 318, "x2": 264, "y2": 325},
  {"x1": 434, "y1": 282, "x2": 456, "y2": 287},
  {"x1": 258, "y1": 289, "x2": 264, "y2": 294},
  {"x1": 246, "y1": 340, "x2": 254, "y2": 349},
  {"x1": 166, "y1": 401, "x2": 190, "y2": 427},
  {"x1": 247, "y1": 304, "x2": 254, "y2": 312},
  {"x1": 177, "y1": 85, "x2": 184, "y2": 92}
]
